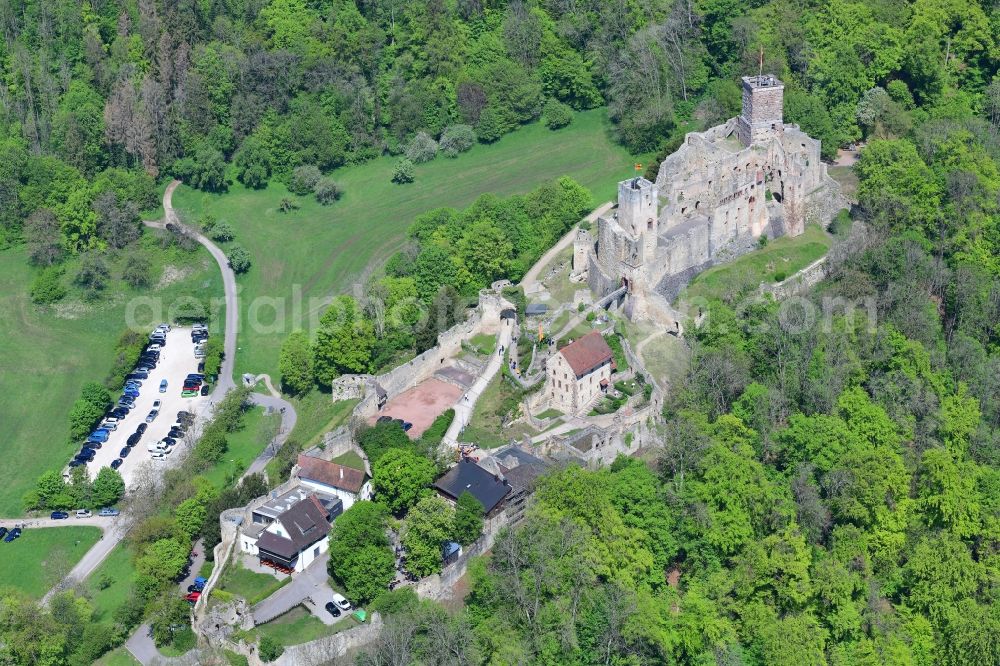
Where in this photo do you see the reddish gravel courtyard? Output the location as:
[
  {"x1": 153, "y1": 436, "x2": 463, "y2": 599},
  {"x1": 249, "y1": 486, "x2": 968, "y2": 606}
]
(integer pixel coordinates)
[{"x1": 372, "y1": 378, "x2": 463, "y2": 438}]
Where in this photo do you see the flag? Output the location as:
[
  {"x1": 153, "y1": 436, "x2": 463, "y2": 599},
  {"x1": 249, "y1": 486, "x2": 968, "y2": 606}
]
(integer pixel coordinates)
[
  {"x1": 634, "y1": 163, "x2": 643, "y2": 171},
  {"x1": 538, "y1": 323, "x2": 544, "y2": 342}
]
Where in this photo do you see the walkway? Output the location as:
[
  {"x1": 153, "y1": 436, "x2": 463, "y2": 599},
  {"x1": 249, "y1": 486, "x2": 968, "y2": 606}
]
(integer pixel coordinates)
[
  {"x1": 442, "y1": 318, "x2": 514, "y2": 448},
  {"x1": 519, "y1": 201, "x2": 613, "y2": 291},
  {"x1": 252, "y1": 552, "x2": 331, "y2": 624}
]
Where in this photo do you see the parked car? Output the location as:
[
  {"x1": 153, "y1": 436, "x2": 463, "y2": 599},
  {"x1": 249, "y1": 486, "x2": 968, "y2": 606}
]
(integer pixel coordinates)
[
  {"x1": 150, "y1": 452, "x2": 166, "y2": 461},
  {"x1": 168, "y1": 428, "x2": 184, "y2": 439},
  {"x1": 128, "y1": 370, "x2": 149, "y2": 380},
  {"x1": 377, "y1": 416, "x2": 393, "y2": 423},
  {"x1": 126, "y1": 434, "x2": 140, "y2": 447},
  {"x1": 82, "y1": 441, "x2": 102, "y2": 450},
  {"x1": 76, "y1": 451, "x2": 95, "y2": 462},
  {"x1": 147, "y1": 343, "x2": 162, "y2": 352},
  {"x1": 98, "y1": 507, "x2": 120, "y2": 517},
  {"x1": 76, "y1": 509, "x2": 92, "y2": 518},
  {"x1": 324, "y1": 602, "x2": 342, "y2": 617},
  {"x1": 145, "y1": 409, "x2": 159, "y2": 423},
  {"x1": 152, "y1": 399, "x2": 162, "y2": 410},
  {"x1": 110, "y1": 458, "x2": 123, "y2": 470},
  {"x1": 110, "y1": 407, "x2": 130, "y2": 418},
  {"x1": 4, "y1": 528, "x2": 21, "y2": 542},
  {"x1": 99, "y1": 420, "x2": 119, "y2": 431},
  {"x1": 181, "y1": 389, "x2": 198, "y2": 397},
  {"x1": 67, "y1": 460, "x2": 85, "y2": 468},
  {"x1": 119, "y1": 447, "x2": 130, "y2": 458},
  {"x1": 187, "y1": 583, "x2": 205, "y2": 593},
  {"x1": 118, "y1": 397, "x2": 135, "y2": 407},
  {"x1": 50, "y1": 511, "x2": 69, "y2": 520},
  {"x1": 89, "y1": 429, "x2": 110, "y2": 442},
  {"x1": 200, "y1": 384, "x2": 210, "y2": 396},
  {"x1": 159, "y1": 379, "x2": 168, "y2": 393},
  {"x1": 184, "y1": 592, "x2": 200, "y2": 603},
  {"x1": 135, "y1": 422, "x2": 148, "y2": 435},
  {"x1": 331, "y1": 593, "x2": 352, "y2": 611},
  {"x1": 0, "y1": 527, "x2": 7, "y2": 539}
]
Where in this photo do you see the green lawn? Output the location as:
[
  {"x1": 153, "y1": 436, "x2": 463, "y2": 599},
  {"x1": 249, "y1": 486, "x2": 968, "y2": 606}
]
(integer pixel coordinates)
[
  {"x1": 86, "y1": 541, "x2": 137, "y2": 625},
  {"x1": 680, "y1": 224, "x2": 833, "y2": 305},
  {"x1": 467, "y1": 332, "x2": 496, "y2": 355},
  {"x1": 0, "y1": 240, "x2": 222, "y2": 515},
  {"x1": 458, "y1": 374, "x2": 526, "y2": 449},
  {"x1": 217, "y1": 556, "x2": 291, "y2": 605},
  {"x1": 265, "y1": 395, "x2": 358, "y2": 481},
  {"x1": 93, "y1": 648, "x2": 140, "y2": 666},
  {"x1": 200, "y1": 406, "x2": 279, "y2": 488},
  {"x1": 172, "y1": 109, "x2": 646, "y2": 379},
  {"x1": 330, "y1": 450, "x2": 366, "y2": 471},
  {"x1": 0, "y1": 527, "x2": 102, "y2": 597},
  {"x1": 250, "y1": 605, "x2": 355, "y2": 647}
]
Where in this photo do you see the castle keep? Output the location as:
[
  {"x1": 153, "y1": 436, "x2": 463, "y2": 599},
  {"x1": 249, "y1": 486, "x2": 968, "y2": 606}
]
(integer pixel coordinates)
[{"x1": 574, "y1": 75, "x2": 843, "y2": 319}]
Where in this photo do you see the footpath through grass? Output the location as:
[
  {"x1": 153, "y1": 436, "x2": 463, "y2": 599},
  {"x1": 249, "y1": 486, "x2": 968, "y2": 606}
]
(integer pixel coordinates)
[
  {"x1": 0, "y1": 526, "x2": 102, "y2": 598},
  {"x1": 680, "y1": 224, "x2": 833, "y2": 304},
  {"x1": 172, "y1": 109, "x2": 646, "y2": 379},
  {"x1": 0, "y1": 242, "x2": 222, "y2": 516}
]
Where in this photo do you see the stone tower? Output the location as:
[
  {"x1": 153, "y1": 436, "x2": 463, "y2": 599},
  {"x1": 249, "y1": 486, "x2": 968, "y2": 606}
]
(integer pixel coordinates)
[
  {"x1": 617, "y1": 177, "x2": 659, "y2": 262},
  {"x1": 737, "y1": 74, "x2": 784, "y2": 147}
]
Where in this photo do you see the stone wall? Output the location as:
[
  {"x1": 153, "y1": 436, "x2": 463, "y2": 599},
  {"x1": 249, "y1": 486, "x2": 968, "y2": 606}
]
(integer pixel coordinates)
[
  {"x1": 759, "y1": 256, "x2": 830, "y2": 300},
  {"x1": 414, "y1": 510, "x2": 512, "y2": 603},
  {"x1": 332, "y1": 290, "x2": 510, "y2": 425},
  {"x1": 271, "y1": 614, "x2": 383, "y2": 666}
]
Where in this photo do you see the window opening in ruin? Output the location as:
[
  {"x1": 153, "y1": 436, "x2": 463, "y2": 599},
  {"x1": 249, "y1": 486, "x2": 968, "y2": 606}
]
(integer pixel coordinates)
[
  {"x1": 695, "y1": 201, "x2": 700, "y2": 209},
  {"x1": 647, "y1": 219, "x2": 653, "y2": 230}
]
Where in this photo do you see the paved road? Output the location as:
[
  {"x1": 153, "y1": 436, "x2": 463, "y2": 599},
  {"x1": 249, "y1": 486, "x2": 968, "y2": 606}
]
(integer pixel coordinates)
[
  {"x1": 519, "y1": 201, "x2": 613, "y2": 291},
  {"x1": 252, "y1": 551, "x2": 331, "y2": 624},
  {"x1": 125, "y1": 624, "x2": 159, "y2": 664},
  {"x1": 150, "y1": 180, "x2": 238, "y2": 393}
]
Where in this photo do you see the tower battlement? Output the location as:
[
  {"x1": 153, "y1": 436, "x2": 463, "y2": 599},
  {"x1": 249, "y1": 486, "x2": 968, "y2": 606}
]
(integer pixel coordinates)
[{"x1": 737, "y1": 74, "x2": 784, "y2": 147}]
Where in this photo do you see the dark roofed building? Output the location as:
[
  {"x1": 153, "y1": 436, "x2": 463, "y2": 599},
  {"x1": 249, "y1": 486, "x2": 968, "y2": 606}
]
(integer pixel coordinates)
[
  {"x1": 525, "y1": 303, "x2": 548, "y2": 316},
  {"x1": 490, "y1": 445, "x2": 550, "y2": 523},
  {"x1": 246, "y1": 492, "x2": 341, "y2": 573},
  {"x1": 433, "y1": 458, "x2": 512, "y2": 517}
]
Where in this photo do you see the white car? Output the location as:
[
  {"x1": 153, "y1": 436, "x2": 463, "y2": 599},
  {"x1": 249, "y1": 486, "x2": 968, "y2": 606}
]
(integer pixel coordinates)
[
  {"x1": 150, "y1": 452, "x2": 166, "y2": 461},
  {"x1": 331, "y1": 593, "x2": 352, "y2": 611},
  {"x1": 75, "y1": 509, "x2": 92, "y2": 518}
]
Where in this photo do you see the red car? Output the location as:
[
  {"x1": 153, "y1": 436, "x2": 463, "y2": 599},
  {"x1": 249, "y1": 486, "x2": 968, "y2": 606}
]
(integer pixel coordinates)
[{"x1": 184, "y1": 591, "x2": 201, "y2": 603}]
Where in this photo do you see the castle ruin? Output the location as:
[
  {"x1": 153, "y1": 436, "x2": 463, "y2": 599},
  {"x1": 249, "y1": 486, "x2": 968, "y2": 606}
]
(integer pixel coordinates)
[{"x1": 574, "y1": 75, "x2": 844, "y2": 319}]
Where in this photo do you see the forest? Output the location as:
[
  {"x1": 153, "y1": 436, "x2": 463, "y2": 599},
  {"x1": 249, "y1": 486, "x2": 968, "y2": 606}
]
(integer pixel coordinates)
[{"x1": 0, "y1": 0, "x2": 998, "y2": 664}]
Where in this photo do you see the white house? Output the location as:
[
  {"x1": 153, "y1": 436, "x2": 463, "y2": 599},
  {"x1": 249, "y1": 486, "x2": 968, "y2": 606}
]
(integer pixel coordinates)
[
  {"x1": 239, "y1": 487, "x2": 343, "y2": 573},
  {"x1": 295, "y1": 454, "x2": 371, "y2": 511}
]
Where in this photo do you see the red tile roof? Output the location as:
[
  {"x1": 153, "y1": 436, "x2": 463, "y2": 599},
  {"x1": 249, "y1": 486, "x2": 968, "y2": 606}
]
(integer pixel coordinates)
[
  {"x1": 558, "y1": 330, "x2": 613, "y2": 378},
  {"x1": 296, "y1": 454, "x2": 367, "y2": 494}
]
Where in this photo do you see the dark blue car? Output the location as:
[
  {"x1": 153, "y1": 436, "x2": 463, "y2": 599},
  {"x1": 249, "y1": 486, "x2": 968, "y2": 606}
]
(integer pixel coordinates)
[
  {"x1": 110, "y1": 459, "x2": 123, "y2": 470},
  {"x1": 4, "y1": 528, "x2": 21, "y2": 542},
  {"x1": 119, "y1": 447, "x2": 130, "y2": 458},
  {"x1": 50, "y1": 511, "x2": 69, "y2": 520}
]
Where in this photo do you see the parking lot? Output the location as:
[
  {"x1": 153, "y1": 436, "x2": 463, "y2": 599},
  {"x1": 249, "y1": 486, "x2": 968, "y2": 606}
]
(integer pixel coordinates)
[
  {"x1": 371, "y1": 378, "x2": 463, "y2": 439},
  {"x1": 77, "y1": 326, "x2": 212, "y2": 487}
]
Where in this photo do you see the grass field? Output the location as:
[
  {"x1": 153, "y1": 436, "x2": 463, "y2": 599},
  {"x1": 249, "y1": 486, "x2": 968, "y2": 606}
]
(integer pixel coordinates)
[
  {"x1": 94, "y1": 648, "x2": 140, "y2": 666},
  {"x1": 200, "y1": 407, "x2": 281, "y2": 488},
  {"x1": 86, "y1": 541, "x2": 137, "y2": 625},
  {"x1": 680, "y1": 224, "x2": 833, "y2": 304},
  {"x1": 0, "y1": 240, "x2": 222, "y2": 516},
  {"x1": 330, "y1": 450, "x2": 365, "y2": 470},
  {"x1": 250, "y1": 605, "x2": 355, "y2": 646},
  {"x1": 0, "y1": 526, "x2": 102, "y2": 597},
  {"x1": 217, "y1": 556, "x2": 290, "y2": 605},
  {"x1": 172, "y1": 109, "x2": 646, "y2": 379}
]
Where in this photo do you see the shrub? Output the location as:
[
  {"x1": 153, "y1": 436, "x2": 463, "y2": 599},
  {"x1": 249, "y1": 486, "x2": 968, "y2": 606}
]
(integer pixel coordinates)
[
  {"x1": 30, "y1": 266, "x2": 66, "y2": 304},
  {"x1": 391, "y1": 158, "x2": 415, "y2": 184},
  {"x1": 404, "y1": 131, "x2": 438, "y2": 164},
  {"x1": 314, "y1": 178, "x2": 342, "y2": 205},
  {"x1": 828, "y1": 208, "x2": 852, "y2": 236},
  {"x1": 258, "y1": 635, "x2": 284, "y2": 662},
  {"x1": 199, "y1": 214, "x2": 217, "y2": 232},
  {"x1": 122, "y1": 252, "x2": 151, "y2": 288},
  {"x1": 210, "y1": 222, "x2": 235, "y2": 242},
  {"x1": 439, "y1": 124, "x2": 476, "y2": 157},
  {"x1": 543, "y1": 99, "x2": 573, "y2": 130},
  {"x1": 278, "y1": 197, "x2": 299, "y2": 213},
  {"x1": 758, "y1": 235, "x2": 769, "y2": 249},
  {"x1": 289, "y1": 165, "x2": 322, "y2": 195},
  {"x1": 228, "y1": 245, "x2": 252, "y2": 273},
  {"x1": 773, "y1": 271, "x2": 787, "y2": 282}
]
